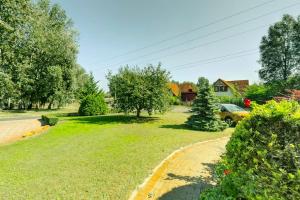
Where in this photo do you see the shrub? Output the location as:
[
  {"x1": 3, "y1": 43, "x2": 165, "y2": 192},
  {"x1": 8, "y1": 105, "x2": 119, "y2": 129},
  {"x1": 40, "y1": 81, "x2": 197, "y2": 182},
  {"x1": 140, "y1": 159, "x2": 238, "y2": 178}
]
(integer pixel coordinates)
[
  {"x1": 42, "y1": 115, "x2": 59, "y2": 126},
  {"x1": 78, "y1": 94, "x2": 108, "y2": 116},
  {"x1": 217, "y1": 96, "x2": 244, "y2": 107},
  {"x1": 200, "y1": 100, "x2": 300, "y2": 199}
]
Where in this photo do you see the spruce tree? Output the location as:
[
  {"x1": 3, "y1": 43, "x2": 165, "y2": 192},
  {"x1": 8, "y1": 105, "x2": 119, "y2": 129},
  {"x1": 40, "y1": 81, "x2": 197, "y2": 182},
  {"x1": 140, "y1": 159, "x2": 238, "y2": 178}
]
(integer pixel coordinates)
[{"x1": 186, "y1": 77, "x2": 227, "y2": 131}]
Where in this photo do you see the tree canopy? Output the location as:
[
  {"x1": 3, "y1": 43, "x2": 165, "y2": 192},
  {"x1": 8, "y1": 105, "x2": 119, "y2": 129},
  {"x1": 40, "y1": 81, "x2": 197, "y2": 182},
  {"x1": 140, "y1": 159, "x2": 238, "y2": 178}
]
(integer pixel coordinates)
[
  {"x1": 107, "y1": 64, "x2": 170, "y2": 117},
  {"x1": 259, "y1": 15, "x2": 300, "y2": 85},
  {"x1": 0, "y1": 0, "x2": 89, "y2": 109}
]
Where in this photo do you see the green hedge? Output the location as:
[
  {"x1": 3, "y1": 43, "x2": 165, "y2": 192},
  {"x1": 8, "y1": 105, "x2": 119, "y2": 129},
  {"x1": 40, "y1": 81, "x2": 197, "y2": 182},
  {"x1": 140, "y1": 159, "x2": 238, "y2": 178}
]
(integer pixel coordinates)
[
  {"x1": 42, "y1": 115, "x2": 59, "y2": 126},
  {"x1": 200, "y1": 100, "x2": 300, "y2": 199},
  {"x1": 217, "y1": 96, "x2": 244, "y2": 107}
]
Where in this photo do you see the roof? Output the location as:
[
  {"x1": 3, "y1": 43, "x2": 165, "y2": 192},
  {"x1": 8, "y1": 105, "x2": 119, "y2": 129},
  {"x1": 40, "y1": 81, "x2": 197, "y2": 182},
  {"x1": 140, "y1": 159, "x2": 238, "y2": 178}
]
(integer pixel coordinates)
[
  {"x1": 179, "y1": 83, "x2": 197, "y2": 93},
  {"x1": 167, "y1": 83, "x2": 180, "y2": 96},
  {"x1": 213, "y1": 79, "x2": 249, "y2": 94}
]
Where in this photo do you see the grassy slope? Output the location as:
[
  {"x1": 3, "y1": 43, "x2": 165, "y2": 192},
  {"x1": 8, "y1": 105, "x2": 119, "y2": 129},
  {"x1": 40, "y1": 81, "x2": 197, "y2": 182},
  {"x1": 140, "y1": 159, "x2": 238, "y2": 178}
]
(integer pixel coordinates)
[{"x1": 0, "y1": 107, "x2": 233, "y2": 199}]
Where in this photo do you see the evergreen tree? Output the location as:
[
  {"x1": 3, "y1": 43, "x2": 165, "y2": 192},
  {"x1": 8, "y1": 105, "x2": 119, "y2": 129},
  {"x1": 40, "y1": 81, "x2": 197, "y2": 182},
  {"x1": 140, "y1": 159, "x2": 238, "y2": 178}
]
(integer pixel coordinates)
[{"x1": 186, "y1": 77, "x2": 227, "y2": 132}]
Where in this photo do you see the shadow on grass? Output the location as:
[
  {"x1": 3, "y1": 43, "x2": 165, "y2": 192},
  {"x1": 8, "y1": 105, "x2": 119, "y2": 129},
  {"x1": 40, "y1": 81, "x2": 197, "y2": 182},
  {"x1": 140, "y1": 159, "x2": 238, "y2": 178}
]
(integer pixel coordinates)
[
  {"x1": 159, "y1": 124, "x2": 191, "y2": 130},
  {"x1": 69, "y1": 115, "x2": 160, "y2": 125},
  {"x1": 158, "y1": 163, "x2": 216, "y2": 200}
]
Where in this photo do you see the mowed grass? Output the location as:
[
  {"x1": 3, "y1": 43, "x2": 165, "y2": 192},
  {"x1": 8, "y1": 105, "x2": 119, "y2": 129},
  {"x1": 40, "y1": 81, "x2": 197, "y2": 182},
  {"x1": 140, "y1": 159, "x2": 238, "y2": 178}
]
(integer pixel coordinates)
[{"x1": 0, "y1": 106, "x2": 233, "y2": 199}]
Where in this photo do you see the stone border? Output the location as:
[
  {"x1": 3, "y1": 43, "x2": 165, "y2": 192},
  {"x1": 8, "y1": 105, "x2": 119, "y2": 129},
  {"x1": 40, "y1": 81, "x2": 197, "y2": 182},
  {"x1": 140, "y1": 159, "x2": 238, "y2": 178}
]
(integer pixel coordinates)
[{"x1": 128, "y1": 136, "x2": 229, "y2": 200}]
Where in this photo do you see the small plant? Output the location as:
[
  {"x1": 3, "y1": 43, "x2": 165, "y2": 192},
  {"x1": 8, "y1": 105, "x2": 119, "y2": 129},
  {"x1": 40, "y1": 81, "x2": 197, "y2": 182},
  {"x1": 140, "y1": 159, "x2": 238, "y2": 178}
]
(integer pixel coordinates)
[{"x1": 42, "y1": 115, "x2": 59, "y2": 126}]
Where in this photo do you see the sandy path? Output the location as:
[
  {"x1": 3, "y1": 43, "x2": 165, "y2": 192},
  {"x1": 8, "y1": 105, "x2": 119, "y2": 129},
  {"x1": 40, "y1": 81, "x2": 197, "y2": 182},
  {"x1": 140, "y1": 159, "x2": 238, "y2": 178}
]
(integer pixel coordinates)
[
  {"x1": 130, "y1": 137, "x2": 229, "y2": 200},
  {"x1": 0, "y1": 119, "x2": 44, "y2": 144}
]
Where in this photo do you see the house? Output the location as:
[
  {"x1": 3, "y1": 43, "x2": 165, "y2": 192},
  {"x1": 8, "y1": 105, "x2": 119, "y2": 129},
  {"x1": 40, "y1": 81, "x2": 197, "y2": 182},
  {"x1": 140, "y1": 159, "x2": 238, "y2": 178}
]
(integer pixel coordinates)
[
  {"x1": 180, "y1": 82, "x2": 197, "y2": 102},
  {"x1": 168, "y1": 82, "x2": 180, "y2": 97},
  {"x1": 213, "y1": 79, "x2": 249, "y2": 97},
  {"x1": 274, "y1": 89, "x2": 300, "y2": 102}
]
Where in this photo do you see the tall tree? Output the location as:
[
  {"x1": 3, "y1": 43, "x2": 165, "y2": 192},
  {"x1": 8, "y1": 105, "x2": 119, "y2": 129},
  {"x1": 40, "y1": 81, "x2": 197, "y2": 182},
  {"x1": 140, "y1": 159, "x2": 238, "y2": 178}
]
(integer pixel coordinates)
[
  {"x1": 186, "y1": 77, "x2": 227, "y2": 132},
  {"x1": 107, "y1": 64, "x2": 170, "y2": 117},
  {"x1": 259, "y1": 15, "x2": 299, "y2": 85}
]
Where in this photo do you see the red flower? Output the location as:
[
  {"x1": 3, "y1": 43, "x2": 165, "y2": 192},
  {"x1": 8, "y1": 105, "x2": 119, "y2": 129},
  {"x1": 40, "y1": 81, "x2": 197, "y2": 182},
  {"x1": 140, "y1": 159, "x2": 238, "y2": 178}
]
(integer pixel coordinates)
[{"x1": 224, "y1": 169, "x2": 231, "y2": 175}]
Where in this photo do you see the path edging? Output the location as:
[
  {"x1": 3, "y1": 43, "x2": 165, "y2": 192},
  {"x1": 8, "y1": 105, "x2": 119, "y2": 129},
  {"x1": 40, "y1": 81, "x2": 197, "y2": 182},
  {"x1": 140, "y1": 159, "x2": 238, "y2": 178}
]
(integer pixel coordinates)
[{"x1": 128, "y1": 136, "x2": 230, "y2": 200}]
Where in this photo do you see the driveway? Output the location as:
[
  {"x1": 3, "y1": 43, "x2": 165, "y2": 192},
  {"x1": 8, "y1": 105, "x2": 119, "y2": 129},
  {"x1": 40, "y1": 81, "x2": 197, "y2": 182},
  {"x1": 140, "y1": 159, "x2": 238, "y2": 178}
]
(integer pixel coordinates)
[{"x1": 0, "y1": 118, "x2": 44, "y2": 144}]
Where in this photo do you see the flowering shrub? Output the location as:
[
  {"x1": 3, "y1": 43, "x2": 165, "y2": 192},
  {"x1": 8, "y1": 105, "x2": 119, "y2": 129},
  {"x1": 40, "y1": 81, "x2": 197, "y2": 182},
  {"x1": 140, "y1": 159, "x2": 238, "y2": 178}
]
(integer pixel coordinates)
[{"x1": 200, "y1": 100, "x2": 300, "y2": 200}]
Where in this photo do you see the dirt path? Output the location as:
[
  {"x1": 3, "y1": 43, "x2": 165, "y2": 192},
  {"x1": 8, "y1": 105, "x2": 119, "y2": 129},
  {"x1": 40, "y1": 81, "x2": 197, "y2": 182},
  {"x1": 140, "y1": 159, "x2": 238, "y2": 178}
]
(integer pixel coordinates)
[
  {"x1": 130, "y1": 137, "x2": 229, "y2": 200},
  {"x1": 0, "y1": 118, "x2": 45, "y2": 144}
]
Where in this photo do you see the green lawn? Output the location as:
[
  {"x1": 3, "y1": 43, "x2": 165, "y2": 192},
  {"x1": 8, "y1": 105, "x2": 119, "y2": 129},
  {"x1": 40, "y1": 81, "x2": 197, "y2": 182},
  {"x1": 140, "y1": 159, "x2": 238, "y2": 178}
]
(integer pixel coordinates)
[
  {"x1": 0, "y1": 106, "x2": 233, "y2": 199},
  {"x1": 0, "y1": 103, "x2": 79, "y2": 119}
]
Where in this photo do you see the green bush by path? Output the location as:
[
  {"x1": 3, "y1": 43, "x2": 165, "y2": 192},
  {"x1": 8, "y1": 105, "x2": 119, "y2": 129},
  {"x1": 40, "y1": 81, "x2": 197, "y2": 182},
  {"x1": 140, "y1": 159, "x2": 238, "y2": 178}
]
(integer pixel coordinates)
[
  {"x1": 78, "y1": 94, "x2": 108, "y2": 116},
  {"x1": 200, "y1": 100, "x2": 300, "y2": 200},
  {"x1": 41, "y1": 115, "x2": 59, "y2": 126}
]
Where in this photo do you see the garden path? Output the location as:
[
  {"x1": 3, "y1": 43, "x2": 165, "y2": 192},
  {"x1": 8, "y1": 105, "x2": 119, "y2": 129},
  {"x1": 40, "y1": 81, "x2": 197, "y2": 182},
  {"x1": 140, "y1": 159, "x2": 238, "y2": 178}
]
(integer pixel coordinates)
[
  {"x1": 130, "y1": 137, "x2": 229, "y2": 200},
  {"x1": 0, "y1": 118, "x2": 45, "y2": 144}
]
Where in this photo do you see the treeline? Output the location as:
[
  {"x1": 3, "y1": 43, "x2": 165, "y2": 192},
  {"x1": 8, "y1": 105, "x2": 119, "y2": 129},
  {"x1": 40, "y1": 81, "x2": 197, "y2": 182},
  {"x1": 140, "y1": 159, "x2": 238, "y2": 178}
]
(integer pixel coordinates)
[{"x1": 0, "y1": 0, "x2": 89, "y2": 109}]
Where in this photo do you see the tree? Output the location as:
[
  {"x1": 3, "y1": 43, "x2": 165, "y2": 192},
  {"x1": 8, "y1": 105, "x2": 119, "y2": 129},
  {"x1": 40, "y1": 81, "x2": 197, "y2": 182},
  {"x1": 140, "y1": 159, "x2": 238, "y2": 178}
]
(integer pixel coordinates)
[
  {"x1": 259, "y1": 15, "x2": 299, "y2": 84},
  {"x1": 107, "y1": 64, "x2": 170, "y2": 117},
  {"x1": 244, "y1": 84, "x2": 274, "y2": 104},
  {"x1": 78, "y1": 73, "x2": 107, "y2": 116},
  {"x1": 0, "y1": 71, "x2": 15, "y2": 109},
  {"x1": 186, "y1": 77, "x2": 227, "y2": 131},
  {"x1": 0, "y1": 0, "x2": 81, "y2": 109}
]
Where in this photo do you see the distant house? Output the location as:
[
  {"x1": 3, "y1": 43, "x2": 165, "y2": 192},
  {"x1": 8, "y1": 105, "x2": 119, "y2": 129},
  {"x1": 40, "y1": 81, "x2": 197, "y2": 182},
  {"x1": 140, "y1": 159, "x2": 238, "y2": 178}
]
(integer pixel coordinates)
[
  {"x1": 180, "y1": 83, "x2": 197, "y2": 102},
  {"x1": 274, "y1": 89, "x2": 300, "y2": 102},
  {"x1": 168, "y1": 82, "x2": 180, "y2": 97},
  {"x1": 213, "y1": 79, "x2": 249, "y2": 97}
]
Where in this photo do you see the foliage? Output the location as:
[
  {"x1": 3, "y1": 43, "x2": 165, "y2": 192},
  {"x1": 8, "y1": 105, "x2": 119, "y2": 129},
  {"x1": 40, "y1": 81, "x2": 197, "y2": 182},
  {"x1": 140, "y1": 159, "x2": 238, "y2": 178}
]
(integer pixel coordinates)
[
  {"x1": 244, "y1": 84, "x2": 275, "y2": 104},
  {"x1": 41, "y1": 115, "x2": 59, "y2": 126},
  {"x1": 107, "y1": 64, "x2": 170, "y2": 117},
  {"x1": 169, "y1": 95, "x2": 182, "y2": 105},
  {"x1": 259, "y1": 14, "x2": 300, "y2": 84},
  {"x1": 217, "y1": 96, "x2": 244, "y2": 107},
  {"x1": 78, "y1": 94, "x2": 108, "y2": 116},
  {"x1": 186, "y1": 77, "x2": 227, "y2": 131},
  {"x1": 0, "y1": 0, "x2": 89, "y2": 109},
  {"x1": 200, "y1": 100, "x2": 300, "y2": 199}
]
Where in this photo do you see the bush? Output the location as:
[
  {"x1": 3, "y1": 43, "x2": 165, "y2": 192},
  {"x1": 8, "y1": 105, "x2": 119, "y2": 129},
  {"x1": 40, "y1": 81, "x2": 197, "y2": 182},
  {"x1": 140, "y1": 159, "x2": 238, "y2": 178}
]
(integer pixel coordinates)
[
  {"x1": 78, "y1": 94, "x2": 108, "y2": 116},
  {"x1": 217, "y1": 96, "x2": 244, "y2": 107},
  {"x1": 169, "y1": 95, "x2": 181, "y2": 105},
  {"x1": 42, "y1": 115, "x2": 59, "y2": 126},
  {"x1": 200, "y1": 100, "x2": 300, "y2": 199}
]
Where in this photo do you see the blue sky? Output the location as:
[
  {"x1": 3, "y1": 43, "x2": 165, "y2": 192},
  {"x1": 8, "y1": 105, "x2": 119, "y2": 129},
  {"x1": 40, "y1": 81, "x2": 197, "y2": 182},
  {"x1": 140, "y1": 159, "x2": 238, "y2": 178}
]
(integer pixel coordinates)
[{"x1": 52, "y1": 0, "x2": 300, "y2": 90}]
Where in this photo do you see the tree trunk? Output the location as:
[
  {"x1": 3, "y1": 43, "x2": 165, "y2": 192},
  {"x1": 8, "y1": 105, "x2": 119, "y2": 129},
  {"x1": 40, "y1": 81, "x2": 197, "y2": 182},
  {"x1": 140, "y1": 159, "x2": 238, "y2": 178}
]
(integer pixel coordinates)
[{"x1": 137, "y1": 109, "x2": 141, "y2": 118}]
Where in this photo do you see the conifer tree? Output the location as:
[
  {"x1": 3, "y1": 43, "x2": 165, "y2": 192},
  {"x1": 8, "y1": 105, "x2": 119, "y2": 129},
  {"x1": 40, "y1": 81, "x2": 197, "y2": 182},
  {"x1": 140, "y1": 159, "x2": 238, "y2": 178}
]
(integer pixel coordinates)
[{"x1": 186, "y1": 77, "x2": 227, "y2": 131}]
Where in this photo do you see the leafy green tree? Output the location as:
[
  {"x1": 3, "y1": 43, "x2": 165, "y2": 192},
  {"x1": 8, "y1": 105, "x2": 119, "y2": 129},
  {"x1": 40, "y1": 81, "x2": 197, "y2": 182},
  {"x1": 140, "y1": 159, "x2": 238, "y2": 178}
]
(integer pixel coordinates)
[
  {"x1": 0, "y1": 71, "x2": 15, "y2": 109},
  {"x1": 244, "y1": 84, "x2": 274, "y2": 104},
  {"x1": 107, "y1": 64, "x2": 170, "y2": 117},
  {"x1": 0, "y1": 0, "x2": 81, "y2": 109},
  {"x1": 186, "y1": 77, "x2": 227, "y2": 131},
  {"x1": 259, "y1": 15, "x2": 299, "y2": 84}
]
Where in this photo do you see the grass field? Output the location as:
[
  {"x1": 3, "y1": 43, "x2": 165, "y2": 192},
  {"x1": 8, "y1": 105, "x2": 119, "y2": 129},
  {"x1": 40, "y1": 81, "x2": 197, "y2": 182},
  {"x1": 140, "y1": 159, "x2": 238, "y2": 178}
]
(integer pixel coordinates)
[
  {"x1": 0, "y1": 106, "x2": 233, "y2": 199},
  {"x1": 0, "y1": 103, "x2": 79, "y2": 120}
]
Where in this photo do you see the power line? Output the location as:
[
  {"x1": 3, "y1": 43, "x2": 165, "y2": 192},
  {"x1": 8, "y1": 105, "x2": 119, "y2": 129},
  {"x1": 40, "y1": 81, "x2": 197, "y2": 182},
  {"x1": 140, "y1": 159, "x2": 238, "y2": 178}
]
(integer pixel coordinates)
[
  {"x1": 102, "y1": 24, "x2": 268, "y2": 70},
  {"x1": 168, "y1": 48, "x2": 258, "y2": 70},
  {"x1": 170, "y1": 51, "x2": 259, "y2": 71},
  {"x1": 104, "y1": 2, "x2": 299, "y2": 69},
  {"x1": 88, "y1": 0, "x2": 276, "y2": 65}
]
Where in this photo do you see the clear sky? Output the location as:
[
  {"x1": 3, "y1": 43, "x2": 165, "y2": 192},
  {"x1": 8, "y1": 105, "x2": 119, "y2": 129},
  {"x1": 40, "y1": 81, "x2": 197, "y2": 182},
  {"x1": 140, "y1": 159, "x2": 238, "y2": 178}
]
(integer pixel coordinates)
[{"x1": 52, "y1": 0, "x2": 300, "y2": 90}]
